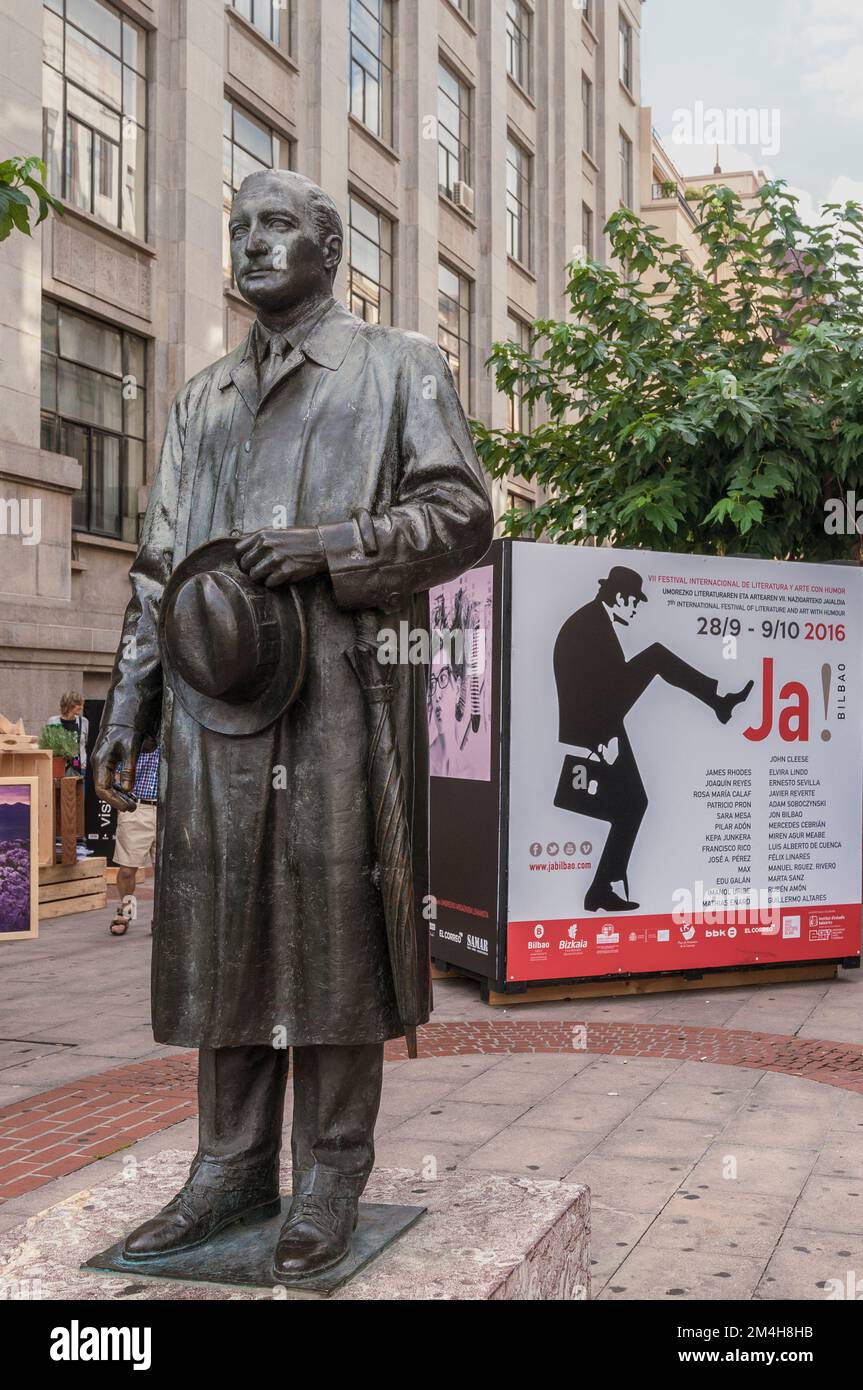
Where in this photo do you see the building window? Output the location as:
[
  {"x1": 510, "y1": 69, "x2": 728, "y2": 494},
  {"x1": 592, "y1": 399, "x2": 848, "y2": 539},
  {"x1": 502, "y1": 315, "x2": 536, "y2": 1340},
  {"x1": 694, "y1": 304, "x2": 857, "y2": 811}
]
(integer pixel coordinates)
[
  {"x1": 40, "y1": 299, "x2": 146, "y2": 542},
  {"x1": 347, "y1": 193, "x2": 393, "y2": 325},
  {"x1": 506, "y1": 137, "x2": 532, "y2": 267},
  {"x1": 437, "y1": 61, "x2": 471, "y2": 199},
  {"x1": 505, "y1": 0, "x2": 532, "y2": 94},
  {"x1": 582, "y1": 0, "x2": 594, "y2": 26},
  {"x1": 582, "y1": 202, "x2": 594, "y2": 259},
  {"x1": 223, "y1": 98, "x2": 292, "y2": 279},
  {"x1": 506, "y1": 314, "x2": 532, "y2": 434},
  {"x1": 230, "y1": 0, "x2": 295, "y2": 53},
  {"x1": 438, "y1": 261, "x2": 471, "y2": 410},
  {"x1": 618, "y1": 11, "x2": 633, "y2": 90},
  {"x1": 448, "y1": 0, "x2": 473, "y2": 18},
  {"x1": 42, "y1": 0, "x2": 147, "y2": 239},
  {"x1": 619, "y1": 128, "x2": 633, "y2": 207},
  {"x1": 349, "y1": 0, "x2": 393, "y2": 145},
  {"x1": 581, "y1": 73, "x2": 594, "y2": 158},
  {"x1": 506, "y1": 487, "x2": 533, "y2": 514}
]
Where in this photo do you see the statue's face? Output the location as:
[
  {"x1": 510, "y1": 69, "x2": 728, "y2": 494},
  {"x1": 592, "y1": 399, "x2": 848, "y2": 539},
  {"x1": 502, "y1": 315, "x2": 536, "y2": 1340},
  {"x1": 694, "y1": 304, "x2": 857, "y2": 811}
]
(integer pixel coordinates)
[{"x1": 229, "y1": 175, "x2": 336, "y2": 313}]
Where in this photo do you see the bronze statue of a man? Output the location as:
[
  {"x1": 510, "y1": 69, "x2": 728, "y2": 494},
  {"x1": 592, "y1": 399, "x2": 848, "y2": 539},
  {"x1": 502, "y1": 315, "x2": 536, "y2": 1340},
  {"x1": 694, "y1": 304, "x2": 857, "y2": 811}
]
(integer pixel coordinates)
[{"x1": 92, "y1": 170, "x2": 493, "y2": 1280}]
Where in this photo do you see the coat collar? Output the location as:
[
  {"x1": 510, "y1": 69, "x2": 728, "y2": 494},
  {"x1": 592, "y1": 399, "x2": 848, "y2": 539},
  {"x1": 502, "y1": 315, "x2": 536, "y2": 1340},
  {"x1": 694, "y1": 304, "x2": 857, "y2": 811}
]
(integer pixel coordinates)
[{"x1": 217, "y1": 299, "x2": 362, "y2": 392}]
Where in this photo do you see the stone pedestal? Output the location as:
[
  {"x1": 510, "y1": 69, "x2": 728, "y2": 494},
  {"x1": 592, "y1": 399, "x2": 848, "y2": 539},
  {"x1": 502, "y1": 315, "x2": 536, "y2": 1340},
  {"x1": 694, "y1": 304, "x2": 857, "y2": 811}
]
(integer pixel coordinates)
[{"x1": 0, "y1": 1149, "x2": 590, "y2": 1301}]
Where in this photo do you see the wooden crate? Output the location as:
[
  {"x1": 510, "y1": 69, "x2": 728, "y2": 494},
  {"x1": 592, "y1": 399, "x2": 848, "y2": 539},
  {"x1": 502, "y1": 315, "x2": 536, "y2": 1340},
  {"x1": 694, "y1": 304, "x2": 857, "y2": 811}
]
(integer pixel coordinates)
[
  {"x1": 38, "y1": 856, "x2": 107, "y2": 921},
  {"x1": 0, "y1": 748, "x2": 53, "y2": 867}
]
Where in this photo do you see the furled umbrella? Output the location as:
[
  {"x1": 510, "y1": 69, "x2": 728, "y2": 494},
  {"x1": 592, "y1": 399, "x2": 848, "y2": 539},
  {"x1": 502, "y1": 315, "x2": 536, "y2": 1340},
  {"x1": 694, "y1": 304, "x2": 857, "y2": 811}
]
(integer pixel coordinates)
[{"x1": 346, "y1": 613, "x2": 424, "y2": 1059}]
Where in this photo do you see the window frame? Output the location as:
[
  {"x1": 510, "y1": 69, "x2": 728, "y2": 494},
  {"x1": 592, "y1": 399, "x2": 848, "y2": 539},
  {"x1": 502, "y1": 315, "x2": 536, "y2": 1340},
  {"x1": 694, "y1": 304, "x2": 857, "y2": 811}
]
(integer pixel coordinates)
[
  {"x1": 506, "y1": 312, "x2": 533, "y2": 434},
  {"x1": 581, "y1": 72, "x2": 594, "y2": 158},
  {"x1": 618, "y1": 10, "x2": 633, "y2": 92},
  {"x1": 619, "y1": 127, "x2": 633, "y2": 207},
  {"x1": 437, "y1": 259, "x2": 472, "y2": 412},
  {"x1": 347, "y1": 190, "x2": 394, "y2": 326},
  {"x1": 506, "y1": 135, "x2": 532, "y2": 268},
  {"x1": 582, "y1": 201, "x2": 594, "y2": 260},
  {"x1": 437, "y1": 58, "x2": 472, "y2": 199},
  {"x1": 40, "y1": 298, "x2": 147, "y2": 543},
  {"x1": 229, "y1": 0, "x2": 296, "y2": 55},
  {"x1": 348, "y1": 0, "x2": 394, "y2": 146},
  {"x1": 505, "y1": 0, "x2": 533, "y2": 95},
  {"x1": 42, "y1": 0, "x2": 148, "y2": 239}
]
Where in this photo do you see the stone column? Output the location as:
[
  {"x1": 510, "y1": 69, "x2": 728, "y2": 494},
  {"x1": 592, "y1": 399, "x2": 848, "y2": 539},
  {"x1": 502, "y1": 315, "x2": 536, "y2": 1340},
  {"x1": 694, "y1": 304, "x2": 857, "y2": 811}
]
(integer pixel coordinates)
[{"x1": 299, "y1": 0, "x2": 350, "y2": 303}]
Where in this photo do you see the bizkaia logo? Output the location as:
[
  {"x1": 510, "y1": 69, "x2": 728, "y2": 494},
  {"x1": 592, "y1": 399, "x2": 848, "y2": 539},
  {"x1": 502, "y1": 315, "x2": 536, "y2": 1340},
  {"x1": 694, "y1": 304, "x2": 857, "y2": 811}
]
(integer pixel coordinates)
[
  {"x1": 529, "y1": 923, "x2": 549, "y2": 950},
  {"x1": 559, "y1": 923, "x2": 587, "y2": 952},
  {"x1": 466, "y1": 933, "x2": 488, "y2": 955}
]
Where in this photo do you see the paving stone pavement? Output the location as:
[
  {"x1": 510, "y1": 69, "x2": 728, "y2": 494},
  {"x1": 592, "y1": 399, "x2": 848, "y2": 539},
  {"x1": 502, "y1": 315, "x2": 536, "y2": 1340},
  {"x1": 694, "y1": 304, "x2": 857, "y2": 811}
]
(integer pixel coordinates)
[{"x1": 1, "y1": 900, "x2": 862, "y2": 1300}]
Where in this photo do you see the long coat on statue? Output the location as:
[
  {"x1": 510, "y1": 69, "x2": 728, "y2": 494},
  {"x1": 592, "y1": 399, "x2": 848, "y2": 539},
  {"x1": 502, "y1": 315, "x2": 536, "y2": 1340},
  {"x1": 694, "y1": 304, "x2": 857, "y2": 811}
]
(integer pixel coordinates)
[{"x1": 102, "y1": 299, "x2": 494, "y2": 1048}]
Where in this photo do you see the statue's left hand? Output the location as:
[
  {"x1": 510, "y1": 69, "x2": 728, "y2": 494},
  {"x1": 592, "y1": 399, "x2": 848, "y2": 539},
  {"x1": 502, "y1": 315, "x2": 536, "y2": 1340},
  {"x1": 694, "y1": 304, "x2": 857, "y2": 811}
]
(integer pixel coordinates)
[{"x1": 235, "y1": 527, "x2": 326, "y2": 587}]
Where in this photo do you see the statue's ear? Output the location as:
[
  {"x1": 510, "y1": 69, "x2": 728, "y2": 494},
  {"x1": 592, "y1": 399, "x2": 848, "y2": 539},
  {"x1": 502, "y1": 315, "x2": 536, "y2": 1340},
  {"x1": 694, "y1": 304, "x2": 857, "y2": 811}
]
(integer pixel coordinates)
[{"x1": 323, "y1": 233, "x2": 343, "y2": 275}]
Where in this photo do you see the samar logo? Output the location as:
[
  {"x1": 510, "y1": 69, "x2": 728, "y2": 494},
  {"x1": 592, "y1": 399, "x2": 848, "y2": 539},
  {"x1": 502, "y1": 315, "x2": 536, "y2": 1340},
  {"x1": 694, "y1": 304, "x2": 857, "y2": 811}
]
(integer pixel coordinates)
[{"x1": 466, "y1": 933, "x2": 488, "y2": 955}]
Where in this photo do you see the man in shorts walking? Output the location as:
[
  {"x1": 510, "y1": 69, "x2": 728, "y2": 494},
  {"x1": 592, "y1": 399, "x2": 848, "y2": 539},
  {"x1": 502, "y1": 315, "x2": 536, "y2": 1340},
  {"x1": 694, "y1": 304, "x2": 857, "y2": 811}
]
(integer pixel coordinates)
[{"x1": 109, "y1": 740, "x2": 159, "y2": 937}]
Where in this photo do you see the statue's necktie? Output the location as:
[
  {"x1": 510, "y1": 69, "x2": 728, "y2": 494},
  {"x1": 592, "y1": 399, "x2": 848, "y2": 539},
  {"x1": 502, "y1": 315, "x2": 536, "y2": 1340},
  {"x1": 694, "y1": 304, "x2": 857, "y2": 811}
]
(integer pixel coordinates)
[{"x1": 260, "y1": 331, "x2": 290, "y2": 396}]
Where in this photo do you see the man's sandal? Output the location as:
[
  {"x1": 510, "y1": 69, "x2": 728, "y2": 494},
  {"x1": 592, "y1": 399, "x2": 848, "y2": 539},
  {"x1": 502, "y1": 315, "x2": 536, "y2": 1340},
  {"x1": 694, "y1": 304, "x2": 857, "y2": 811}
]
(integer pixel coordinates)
[{"x1": 109, "y1": 913, "x2": 130, "y2": 936}]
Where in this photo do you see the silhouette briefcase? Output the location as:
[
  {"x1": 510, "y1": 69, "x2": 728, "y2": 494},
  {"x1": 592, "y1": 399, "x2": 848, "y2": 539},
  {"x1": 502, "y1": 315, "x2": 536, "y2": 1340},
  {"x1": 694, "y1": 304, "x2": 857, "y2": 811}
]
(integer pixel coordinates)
[{"x1": 553, "y1": 752, "x2": 606, "y2": 814}]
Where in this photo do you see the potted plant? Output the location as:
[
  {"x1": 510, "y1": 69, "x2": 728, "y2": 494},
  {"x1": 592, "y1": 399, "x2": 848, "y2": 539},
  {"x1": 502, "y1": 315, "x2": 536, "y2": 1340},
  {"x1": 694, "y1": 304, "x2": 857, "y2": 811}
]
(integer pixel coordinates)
[{"x1": 38, "y1": 724, "x2": 80, "y2": 779}]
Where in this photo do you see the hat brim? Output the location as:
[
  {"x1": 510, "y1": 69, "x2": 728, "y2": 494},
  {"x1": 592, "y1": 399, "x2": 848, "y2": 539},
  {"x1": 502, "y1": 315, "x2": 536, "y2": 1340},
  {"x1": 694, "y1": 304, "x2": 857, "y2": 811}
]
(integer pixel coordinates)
[{"x1": 158, "y1": 537, "x2": 308, "y2": 736}]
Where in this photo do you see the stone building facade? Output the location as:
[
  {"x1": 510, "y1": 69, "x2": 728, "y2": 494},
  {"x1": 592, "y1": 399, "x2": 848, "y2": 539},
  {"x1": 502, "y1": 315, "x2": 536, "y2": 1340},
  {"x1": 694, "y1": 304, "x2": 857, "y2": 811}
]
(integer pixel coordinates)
[{"x1": 0, "y1": 0, "x2": 642, "y2": 726}]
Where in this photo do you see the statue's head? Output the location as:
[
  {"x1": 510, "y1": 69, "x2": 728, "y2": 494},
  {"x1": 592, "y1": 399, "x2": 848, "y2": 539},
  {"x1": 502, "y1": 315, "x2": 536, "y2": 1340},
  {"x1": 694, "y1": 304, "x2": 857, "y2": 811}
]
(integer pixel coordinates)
[{"x1": 229, "y1": 169, "x2": 343, "y2": 314}]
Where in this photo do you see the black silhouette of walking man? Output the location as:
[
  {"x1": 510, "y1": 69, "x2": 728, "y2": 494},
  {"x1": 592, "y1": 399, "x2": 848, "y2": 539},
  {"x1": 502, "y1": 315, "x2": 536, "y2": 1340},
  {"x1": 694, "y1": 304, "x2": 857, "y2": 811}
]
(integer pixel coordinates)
[{"x1": 553, "y1": 567, "x2": 753, "y2": 913}]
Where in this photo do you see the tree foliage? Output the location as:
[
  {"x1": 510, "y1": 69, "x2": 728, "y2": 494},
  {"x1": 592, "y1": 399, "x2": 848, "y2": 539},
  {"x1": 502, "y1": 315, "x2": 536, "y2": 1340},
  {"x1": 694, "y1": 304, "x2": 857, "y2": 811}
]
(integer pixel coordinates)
[
  {"x1": 0, "y1": 156, "x2": 63, "y2": 243},
  {"x1": 474, "y1": 181, "x2": 863, "y2": 561}
]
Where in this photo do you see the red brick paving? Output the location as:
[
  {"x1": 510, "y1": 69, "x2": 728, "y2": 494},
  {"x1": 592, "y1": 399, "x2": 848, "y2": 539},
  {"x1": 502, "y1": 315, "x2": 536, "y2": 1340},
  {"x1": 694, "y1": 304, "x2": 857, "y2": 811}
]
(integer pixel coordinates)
[{"x1": 2, "y1": 1021, "x2": 862, "y2": 1202}]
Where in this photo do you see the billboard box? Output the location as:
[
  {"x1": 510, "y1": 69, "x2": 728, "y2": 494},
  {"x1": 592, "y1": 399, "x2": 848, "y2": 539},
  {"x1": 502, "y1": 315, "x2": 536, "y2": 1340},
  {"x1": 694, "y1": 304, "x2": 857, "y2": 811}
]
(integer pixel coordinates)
[{"x1": 428, "y1": 540, "x2": 863, "y2": 995}]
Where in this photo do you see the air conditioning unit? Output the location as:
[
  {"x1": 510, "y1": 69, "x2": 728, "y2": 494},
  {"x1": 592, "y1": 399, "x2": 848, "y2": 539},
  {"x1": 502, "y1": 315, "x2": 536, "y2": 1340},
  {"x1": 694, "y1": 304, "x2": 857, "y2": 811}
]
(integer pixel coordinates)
[{"x1": 452, "y1": 180, "x2": 475, "y2": 215}]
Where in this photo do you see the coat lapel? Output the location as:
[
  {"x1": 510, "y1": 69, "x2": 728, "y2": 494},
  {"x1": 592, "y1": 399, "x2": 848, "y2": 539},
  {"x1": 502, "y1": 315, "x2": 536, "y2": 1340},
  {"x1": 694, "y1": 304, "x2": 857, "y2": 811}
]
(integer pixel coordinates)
[
  {"x1": 218, "y1": 303, "x2": 364, "y2": 417},
  {"x1": 257, "y1": 345, "x2": 306, "y2": 412}
]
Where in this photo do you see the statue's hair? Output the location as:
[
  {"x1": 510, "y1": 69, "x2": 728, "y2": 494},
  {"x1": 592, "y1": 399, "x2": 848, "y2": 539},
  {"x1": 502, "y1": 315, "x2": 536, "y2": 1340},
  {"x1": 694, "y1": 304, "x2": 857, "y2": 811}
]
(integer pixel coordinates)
[{"x1": 235, "y1": 169, "x2": 343, "y2": 280}]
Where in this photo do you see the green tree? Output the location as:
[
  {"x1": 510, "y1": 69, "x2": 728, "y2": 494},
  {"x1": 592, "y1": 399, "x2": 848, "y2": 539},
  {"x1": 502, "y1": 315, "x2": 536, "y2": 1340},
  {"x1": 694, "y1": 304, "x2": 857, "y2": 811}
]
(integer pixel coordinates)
[
  {"x1": 0, "y1": 156, "x2": 62, "y2": 243},
  {"x1": 474, "y1": 181, "x2": 863, "y2": 561}
]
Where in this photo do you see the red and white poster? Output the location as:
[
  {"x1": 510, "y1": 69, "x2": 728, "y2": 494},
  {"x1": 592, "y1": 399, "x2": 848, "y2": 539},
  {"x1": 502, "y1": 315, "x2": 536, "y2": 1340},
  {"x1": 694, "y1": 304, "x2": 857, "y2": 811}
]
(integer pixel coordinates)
[{"x1": 505, "y1": 544, "x2": 863, "y2": 982}]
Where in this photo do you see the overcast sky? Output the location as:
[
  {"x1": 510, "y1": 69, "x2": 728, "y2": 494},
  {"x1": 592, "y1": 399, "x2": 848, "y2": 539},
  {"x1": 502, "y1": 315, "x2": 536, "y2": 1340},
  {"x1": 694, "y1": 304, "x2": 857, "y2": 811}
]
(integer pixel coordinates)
[{"x1": 641, "y1": 0, "x2": 863, "y2": 220}]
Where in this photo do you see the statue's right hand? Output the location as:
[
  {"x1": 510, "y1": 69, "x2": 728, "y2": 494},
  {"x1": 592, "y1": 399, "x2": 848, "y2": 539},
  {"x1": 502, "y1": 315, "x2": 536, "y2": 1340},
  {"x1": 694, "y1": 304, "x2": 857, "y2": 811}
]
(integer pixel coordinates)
[{"x1": 91, "y1": 725, "x2": 143, "y2": 812}]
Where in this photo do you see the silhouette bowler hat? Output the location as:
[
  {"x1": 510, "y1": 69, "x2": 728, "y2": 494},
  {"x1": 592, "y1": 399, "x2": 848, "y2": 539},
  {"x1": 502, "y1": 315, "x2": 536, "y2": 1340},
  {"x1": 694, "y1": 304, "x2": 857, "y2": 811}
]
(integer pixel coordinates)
[
  {"x1": 159, "y1": 538, "x2": 308, "y2": 735},
  {"x1": 599, "y1": 565, "x2": 648, "y2": 603}
]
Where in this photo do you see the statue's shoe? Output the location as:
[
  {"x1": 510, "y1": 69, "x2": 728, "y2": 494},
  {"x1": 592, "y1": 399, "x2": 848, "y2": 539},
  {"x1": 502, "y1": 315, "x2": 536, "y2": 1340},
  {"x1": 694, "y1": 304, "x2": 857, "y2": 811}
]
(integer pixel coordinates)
[
  {"x1": 272, "y1": 1193, "x2": 358, "y2": 1280},
  {"x1": 123, "y1": 1181, "x2": 280, "y2": 1259}
]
